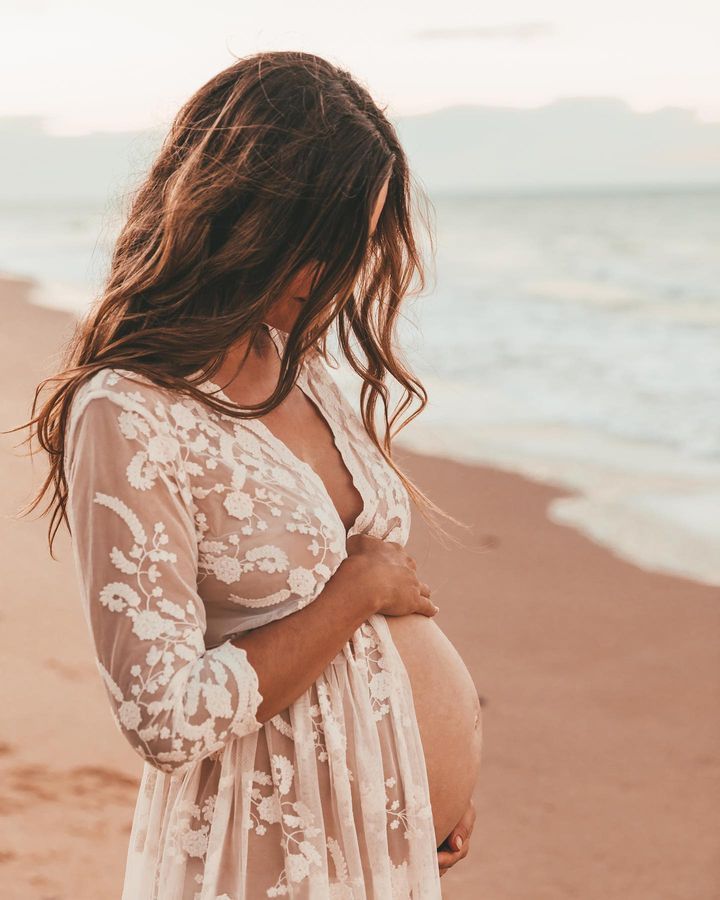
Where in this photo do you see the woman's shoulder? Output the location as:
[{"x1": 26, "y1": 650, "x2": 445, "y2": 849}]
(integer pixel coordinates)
[
  {"x1": 72, "y1": 366, "x2": 195, "y2": 416},
  {"x1": 67, "y1": 366, "x2": 203, "y2": 451},
  {"x1": 64, "y1": 367, "x2": 212, "y2": 483}
]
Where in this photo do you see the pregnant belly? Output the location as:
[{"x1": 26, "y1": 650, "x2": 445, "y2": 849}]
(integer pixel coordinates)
[{"x1": 384, "y1": 614, "x2": 483, "y2": 847}]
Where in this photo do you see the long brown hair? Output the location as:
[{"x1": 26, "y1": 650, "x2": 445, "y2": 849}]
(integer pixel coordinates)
[{"x1": 9, "y1": 49, "x2": 466, "y2": 557}]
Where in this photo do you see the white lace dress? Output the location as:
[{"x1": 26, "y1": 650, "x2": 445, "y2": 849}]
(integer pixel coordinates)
[{"x1": 64, "y1": 324, "x2": 442, "y2": 899}]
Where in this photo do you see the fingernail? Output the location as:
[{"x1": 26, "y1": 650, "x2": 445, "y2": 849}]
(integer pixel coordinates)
[
  {"x1": 433, "y1": 605, "x2": 440, "y2": 613},
  {"x1": 455, "y1": 835, "x2": 463, "y2": 850}
]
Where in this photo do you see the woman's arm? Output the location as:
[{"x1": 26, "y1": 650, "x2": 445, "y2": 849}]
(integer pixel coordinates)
[
  {"x1": 234, "y1": 535, "x2": 438, "y2": 722},
  {"x1": 231, "y1": 533, "x2": 437, "y2": 722},
  {"x1": 65, "y1": 388, "x2": 267, "y2": 776},
  {"x1": 231, "y1": 556, "x2": 373, "y2": 722}
]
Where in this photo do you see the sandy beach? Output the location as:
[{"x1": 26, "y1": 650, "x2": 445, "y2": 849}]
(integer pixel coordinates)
[{"x1": 0, "y1": 272, "x2": 718, "y2": 899}]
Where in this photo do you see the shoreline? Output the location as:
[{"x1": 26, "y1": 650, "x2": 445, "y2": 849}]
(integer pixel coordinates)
[
  {"x1": 394, "y1": 419, "x2": 720, "y2": 588},
  {"x1": 1, "y1": 273, "x2": 719, "y2": 898}
]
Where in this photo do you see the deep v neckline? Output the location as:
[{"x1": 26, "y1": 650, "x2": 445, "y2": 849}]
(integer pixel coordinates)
[{"x1": 198, "y1": 324, "x2": 371, "y2": 541}]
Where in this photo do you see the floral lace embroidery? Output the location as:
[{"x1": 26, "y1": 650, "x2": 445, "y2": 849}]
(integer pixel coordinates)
[{"x1": 66, "y1": 382, "x2": 265, "y2": 777}]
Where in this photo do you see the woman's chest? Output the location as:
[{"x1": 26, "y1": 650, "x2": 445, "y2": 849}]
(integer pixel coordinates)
[
  {"x1": 173, "y1": 391, "x2": 411, "y2": 637},
  {"x1": 252, "y1": 382, "x2": 364, "y2": 535}
]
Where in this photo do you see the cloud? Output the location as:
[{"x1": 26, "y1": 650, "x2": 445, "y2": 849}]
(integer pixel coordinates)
[{"x1": 414, "y1": 21, "x2": 554, "y2": 41}]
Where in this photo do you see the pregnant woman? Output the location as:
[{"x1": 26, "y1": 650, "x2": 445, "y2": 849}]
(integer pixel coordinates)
[{"x1": 24, "y1": 51, "x2": 482, "y2": 897}]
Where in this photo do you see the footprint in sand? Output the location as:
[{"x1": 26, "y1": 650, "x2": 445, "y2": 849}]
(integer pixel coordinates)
[
  {"x1": 43, "y1": 657, "x2": 94, "y2": 681},
  {"x1": 0, "y1": 764, "x2": 138, "y2": 813}
]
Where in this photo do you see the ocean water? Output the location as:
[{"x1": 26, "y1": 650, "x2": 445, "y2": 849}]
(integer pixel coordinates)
[{"x1": 1, "y1": 188, "x2": 718, "y2": 585}]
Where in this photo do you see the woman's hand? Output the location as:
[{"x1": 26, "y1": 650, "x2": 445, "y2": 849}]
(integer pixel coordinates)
[
  {"x1": 436, "y1": 798, "x2": 476, "y2": 877},
  {"x1": 344, "y1": 534, "x2": 439, "y2": 618}
]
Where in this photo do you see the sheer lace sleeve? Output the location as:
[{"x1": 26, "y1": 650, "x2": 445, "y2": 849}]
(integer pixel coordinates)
[{"x1": 64, "y1": 375, "x2": 264, "y2": 776}]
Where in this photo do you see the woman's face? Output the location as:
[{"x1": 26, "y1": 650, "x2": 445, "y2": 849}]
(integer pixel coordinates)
[{"x1": 264, "y1": 174, "x2": 390, "y2": 333}]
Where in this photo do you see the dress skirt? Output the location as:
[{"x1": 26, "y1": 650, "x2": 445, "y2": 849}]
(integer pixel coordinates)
[{"x1": 120, "y1": 614, "x2": 442, "y2": 899}]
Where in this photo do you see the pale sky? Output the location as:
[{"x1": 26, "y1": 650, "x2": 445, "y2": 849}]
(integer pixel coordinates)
[{"x1": 2, "y1": 0, "x2": 720, "y2": 135}]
